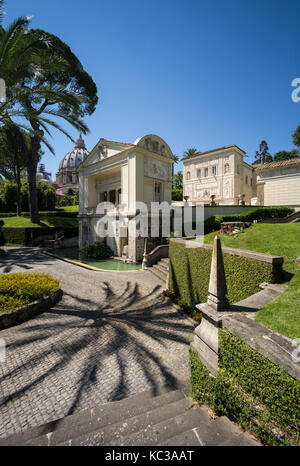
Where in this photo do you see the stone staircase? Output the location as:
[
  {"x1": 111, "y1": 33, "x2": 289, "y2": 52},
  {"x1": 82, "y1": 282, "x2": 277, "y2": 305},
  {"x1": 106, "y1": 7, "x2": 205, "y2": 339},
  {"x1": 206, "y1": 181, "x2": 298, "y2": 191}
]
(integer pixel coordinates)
[
  {"x1": 147, "y1": 258, "x2": 169, "y2": 285},
  {"x1": 0, "y1": 384, "x2": 259, "y2": 446}
]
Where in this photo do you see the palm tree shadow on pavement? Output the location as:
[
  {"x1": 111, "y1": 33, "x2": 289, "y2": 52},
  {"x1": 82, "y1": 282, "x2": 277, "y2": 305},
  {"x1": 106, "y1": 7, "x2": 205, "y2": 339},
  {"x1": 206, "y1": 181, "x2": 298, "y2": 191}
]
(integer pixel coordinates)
[{"x1": 0, "y1": 279, "x2": 195, "y2": 435}]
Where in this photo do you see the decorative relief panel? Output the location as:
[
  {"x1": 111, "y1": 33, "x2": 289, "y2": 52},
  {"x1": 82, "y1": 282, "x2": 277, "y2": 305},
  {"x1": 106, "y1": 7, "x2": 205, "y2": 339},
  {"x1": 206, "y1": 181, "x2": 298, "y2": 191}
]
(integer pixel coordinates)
[
  {"x1": 144, "y1": 156, "x2": 170, "y2": 181},
  {"x1": 223, "y1": 179, "x2": 232, "y2": 197}
]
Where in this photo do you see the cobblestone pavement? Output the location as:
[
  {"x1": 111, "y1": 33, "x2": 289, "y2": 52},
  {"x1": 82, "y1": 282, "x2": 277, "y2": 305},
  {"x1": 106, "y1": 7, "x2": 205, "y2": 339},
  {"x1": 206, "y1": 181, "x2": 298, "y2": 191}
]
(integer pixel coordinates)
[{"x1": 0, "y1": 248, "x2": 194, "y2": 439}]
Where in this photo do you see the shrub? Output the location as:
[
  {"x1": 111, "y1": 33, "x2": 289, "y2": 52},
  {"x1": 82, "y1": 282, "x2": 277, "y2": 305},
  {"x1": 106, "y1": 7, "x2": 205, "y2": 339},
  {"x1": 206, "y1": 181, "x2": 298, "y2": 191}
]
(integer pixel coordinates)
[
  {"x1": 190, "y1": 329, "x2": 300, "y2": 445},
  {"x1": 73, "y1": 190, "x2": 79, "y2": 205},
  {"x1": 205, "y1": 206, "x2": 294, "y2": 234},
  {"x1": 168, "y1": 241, "x2": 280, "y2": 311},
  {"x1": 58, "y1": 195, "x2": 73, "y2": 207},
  {"x1": 172, "y1": 188, "x2": 183, "y2": 201},
  {"x1": 82, "y1": 242, "x2": 112, "y2": 259},
  {"x1": 0, "y1": 273, "x2": 60, "y2": 313}
]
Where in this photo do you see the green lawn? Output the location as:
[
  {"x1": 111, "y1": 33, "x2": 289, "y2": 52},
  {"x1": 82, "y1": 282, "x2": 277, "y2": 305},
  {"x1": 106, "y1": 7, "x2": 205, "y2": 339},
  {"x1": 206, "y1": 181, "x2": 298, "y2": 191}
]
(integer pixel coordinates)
[
  {"x1": 0, "y1": 216, "x2": 78, "y2": 228},
  {"x1": 55, "y1": 205, "x2": 79, "y2": 213},
  {"x1": 204, "y1": 223, "x2": 300, "y2": 339}
]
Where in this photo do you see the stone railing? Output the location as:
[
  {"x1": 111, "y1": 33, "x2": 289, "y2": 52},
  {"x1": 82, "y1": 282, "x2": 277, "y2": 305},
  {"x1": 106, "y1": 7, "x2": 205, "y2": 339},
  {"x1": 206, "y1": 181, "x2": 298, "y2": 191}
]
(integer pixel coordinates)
[{"x1": 144, "y1": 244, "x2": 169, "y2": 268}]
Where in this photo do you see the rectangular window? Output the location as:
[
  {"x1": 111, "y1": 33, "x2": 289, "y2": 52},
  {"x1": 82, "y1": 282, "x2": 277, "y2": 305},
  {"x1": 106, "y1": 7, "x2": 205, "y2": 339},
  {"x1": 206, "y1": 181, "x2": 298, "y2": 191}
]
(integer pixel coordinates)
[
  {"x1": 197, "y1": 169, "x2": 201, "y2": 178},
  {"x1": 245, "y1": 176, "x2": 248, "y2": 184},
  {"x1": 237, "y1": 165, "x2": 240, "y2": 174},
  {"x1": 212, "y1": 166, "x2": 217, "y2": 176},
  {"x1": 204, "y1": 167, "x2": 208, "y2": 177},
  {"x1": 250, "y1": 178, "x2": 253, "y2": 186}
]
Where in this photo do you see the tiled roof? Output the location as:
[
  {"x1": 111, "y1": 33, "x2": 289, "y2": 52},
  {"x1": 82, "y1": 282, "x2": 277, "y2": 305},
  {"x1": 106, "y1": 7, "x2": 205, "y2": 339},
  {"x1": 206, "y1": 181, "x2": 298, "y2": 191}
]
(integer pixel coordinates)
[
  {"x1": 182, "y1": 144, "x2": 245, "y2": 161},
  {"x1": 254, "y1": 158, "x2": 300, "y2": 171}
]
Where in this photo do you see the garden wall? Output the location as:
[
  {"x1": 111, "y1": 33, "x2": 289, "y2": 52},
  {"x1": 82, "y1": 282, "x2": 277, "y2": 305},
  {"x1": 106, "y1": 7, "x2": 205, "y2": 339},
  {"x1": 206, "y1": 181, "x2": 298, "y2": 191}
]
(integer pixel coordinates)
[
  {"x1": 168, "y1": 238, "x2": 283, "y2": 310},
  {"x1": 190, "y1": 328, "x2": 300, "y2": 445}
]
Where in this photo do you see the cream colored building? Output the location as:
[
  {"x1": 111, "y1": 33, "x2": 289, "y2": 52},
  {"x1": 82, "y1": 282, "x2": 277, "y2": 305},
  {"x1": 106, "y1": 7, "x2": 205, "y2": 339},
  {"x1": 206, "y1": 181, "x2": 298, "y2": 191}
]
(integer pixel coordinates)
[
  {"x1": 78, "y1": 134, "x2": 174, "y2": 261},
  {"x1": 255, "y1": 158, "x2": 300, "y2": 206},
  {"x1": 182, "y1": 145, "x2": 257, "y2": 205}
]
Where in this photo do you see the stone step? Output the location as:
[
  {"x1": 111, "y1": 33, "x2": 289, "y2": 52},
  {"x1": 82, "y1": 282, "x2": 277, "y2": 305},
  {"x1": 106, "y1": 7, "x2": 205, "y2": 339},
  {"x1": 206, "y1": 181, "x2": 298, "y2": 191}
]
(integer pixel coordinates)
[
  {"x1": 160, "y1": 416, "x2": 260, "y2": 446},
  {"x1": 160, "y1": 258, "x2": 169, "y2": 264},
  {"x1": 148, "y1": 265, "x2": 166, "y2": 282},
  {"x1": 156, "y1": 264, "x2": 169, "y2": 275},
  {"x1": 57, "y1": 397, "x2": 194, "y2": 446},
  {"x1": 157, "y1": 260, "x2": 169, "y2": 270},
  {"x1": 0, "y1": 383, "x2": 189, "y2": 446},
  {"x1": 106, "y1": 406, "x2": 210, "y2": 446}
]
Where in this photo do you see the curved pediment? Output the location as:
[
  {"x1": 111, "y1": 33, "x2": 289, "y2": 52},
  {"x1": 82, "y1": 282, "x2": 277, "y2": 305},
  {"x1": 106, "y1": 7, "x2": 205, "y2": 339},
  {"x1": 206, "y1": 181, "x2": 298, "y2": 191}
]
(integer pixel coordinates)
[{"x1": 134, "y1": 134, "x2": 174, "y2": 159}]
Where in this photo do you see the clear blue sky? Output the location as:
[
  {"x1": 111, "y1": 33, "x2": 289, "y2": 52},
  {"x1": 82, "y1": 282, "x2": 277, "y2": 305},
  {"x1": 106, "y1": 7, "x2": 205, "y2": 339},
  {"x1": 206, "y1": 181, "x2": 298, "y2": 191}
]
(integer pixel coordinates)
[{"x1": 5, "y1": 0, "x2": 300, "y2": 176}]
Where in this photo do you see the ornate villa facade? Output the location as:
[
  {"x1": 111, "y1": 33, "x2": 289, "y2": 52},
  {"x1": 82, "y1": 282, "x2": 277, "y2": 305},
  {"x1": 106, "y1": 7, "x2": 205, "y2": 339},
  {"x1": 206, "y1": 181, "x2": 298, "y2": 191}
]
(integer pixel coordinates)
[{"x1": 182, "y1": 145, "x2": 257, "y2": 205}]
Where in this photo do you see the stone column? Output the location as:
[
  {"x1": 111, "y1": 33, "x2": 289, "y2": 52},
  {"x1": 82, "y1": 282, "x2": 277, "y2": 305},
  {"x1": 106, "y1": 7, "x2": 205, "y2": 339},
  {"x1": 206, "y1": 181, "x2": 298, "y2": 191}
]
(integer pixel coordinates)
[{"x1": 191, "y1": 235, "x2": 229, "y2": 376}]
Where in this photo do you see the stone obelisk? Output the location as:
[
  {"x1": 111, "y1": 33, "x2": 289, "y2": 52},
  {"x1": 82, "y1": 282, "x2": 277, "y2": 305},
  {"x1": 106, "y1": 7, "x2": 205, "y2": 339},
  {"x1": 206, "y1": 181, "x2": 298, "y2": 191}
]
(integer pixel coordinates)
[{"x1": 191, "y1": 235, "x2": 229, "y2": 376}]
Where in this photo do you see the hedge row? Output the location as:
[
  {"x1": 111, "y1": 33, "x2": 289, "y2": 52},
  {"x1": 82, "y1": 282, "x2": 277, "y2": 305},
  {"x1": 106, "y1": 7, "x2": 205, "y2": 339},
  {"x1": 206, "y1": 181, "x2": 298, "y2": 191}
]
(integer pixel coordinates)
[
  {"x1": 0, "y1": 211, "x2": 78, "y2": 218},
  {"x1": 204, "y1": 206, "x2": 294, "y2": 233},
  {"x1": 0, "y1": 227, "x2": 78, "y2": 246},
  {"x1": 168, "y1": 241, "x2": 281, "y2": 311},
  {"x1": 190, "y1": 329, "x2": 300, "y2": 445}
]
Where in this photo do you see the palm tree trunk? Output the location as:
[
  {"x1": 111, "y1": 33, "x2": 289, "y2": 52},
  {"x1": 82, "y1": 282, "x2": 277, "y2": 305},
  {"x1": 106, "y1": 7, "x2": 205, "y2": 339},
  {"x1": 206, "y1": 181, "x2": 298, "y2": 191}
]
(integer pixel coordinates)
[
  {"x1": 15, "y1": 161, "x2": 22, "y2": 216},
  {"x1": 26, "y1": 157, "x2": 39, "y2": 223}
]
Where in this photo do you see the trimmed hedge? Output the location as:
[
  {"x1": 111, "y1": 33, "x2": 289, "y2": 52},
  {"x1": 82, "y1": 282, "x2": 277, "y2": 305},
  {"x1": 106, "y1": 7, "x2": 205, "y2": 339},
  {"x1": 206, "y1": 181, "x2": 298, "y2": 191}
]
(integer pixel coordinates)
[
  {"x1": 169, "y1": 241, "x2": 281, "y2": 311},
  {"x1": 190, "y1": 329, "x2": 300, "y2": 445},
  {"x1": 205, "y1": 206, "x2": 294, "y2": 233},
  {"x1": 0, "y1": 210, "x2": 78, "y2": 218},
  {"x1": 0, "y1": 227, "x2": 78, "y2": 246}
]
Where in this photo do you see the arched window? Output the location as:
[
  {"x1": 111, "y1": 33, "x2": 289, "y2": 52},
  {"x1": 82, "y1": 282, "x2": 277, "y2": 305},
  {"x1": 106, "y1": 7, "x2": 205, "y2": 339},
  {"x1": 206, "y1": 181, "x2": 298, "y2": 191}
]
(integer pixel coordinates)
[{"x1": 186, "y1": 171, "x2": 191, "y2": 180}]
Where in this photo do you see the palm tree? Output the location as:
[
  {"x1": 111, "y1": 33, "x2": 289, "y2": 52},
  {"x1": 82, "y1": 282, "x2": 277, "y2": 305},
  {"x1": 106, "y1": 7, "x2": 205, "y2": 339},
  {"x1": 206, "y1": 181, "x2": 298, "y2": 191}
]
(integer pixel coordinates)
[
  {"x1": 172, "y1": 153, "x2": 180, "y2": 176},
  {"x1": 182, "y1": 147, "x2": 200, "y2": 159},
  {"x1": 0, "y1": 5, "x2": 98, "y2": 222}
]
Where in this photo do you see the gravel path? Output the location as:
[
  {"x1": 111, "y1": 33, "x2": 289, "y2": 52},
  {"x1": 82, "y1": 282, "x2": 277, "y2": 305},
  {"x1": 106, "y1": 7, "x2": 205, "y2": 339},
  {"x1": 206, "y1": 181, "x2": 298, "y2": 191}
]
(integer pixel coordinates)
[{"x1": 0, "y1": 248, "x2": 194, "y2": 439}]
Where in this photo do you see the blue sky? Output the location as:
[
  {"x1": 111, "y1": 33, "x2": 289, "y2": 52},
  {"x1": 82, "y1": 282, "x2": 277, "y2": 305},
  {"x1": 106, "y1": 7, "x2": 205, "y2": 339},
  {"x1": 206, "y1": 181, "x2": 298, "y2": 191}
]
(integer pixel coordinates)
[{"x1": 5, "y1": 0, "x2": 300, "y2": 176}]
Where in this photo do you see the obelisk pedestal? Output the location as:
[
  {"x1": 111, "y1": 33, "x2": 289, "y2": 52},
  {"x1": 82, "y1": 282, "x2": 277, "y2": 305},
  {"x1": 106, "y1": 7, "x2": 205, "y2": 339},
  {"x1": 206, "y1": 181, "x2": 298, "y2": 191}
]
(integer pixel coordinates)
[{"x1": 191, "y1": 235, "x2": 229, "y2": 376}]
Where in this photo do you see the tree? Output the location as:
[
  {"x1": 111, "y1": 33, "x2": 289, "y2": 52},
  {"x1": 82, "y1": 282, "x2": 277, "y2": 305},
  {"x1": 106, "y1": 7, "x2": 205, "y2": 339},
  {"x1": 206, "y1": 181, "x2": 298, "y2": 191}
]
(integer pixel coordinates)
[
  {"x1": 172, "y1": 154, "x2": 179, "y2": 176},
  {"x1": 73, "y1": 190, "x2": 79, "y2": 205},
  {"x1": 0, "y1": 125, "x2": 27, "y2": 215},
  {"x1": 0, "y1": 7, "x2": 98, "y2": 223},
  {"x1": 172, "y1": 170, "x2": 183, "y2": 201},
  {"x1": 273, "y1": 149, "x2": 299, "y2": 162},
  {"x1": 253, "y1": 140, "x2": 272, "y2": 165},
  {"x1": 172, "y1": 171, "x2": 183, "y2": 190},
  {"x1": 182, "y1": 148, "x2": 199, "y2": 159},
  {"x1": 292, "y1": 126, "x2": 300, "y2": 147}
]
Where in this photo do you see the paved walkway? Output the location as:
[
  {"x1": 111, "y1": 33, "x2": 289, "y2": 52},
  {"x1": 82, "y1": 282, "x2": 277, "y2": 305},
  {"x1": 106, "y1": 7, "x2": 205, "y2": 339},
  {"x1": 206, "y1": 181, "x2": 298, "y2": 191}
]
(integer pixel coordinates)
[{"x1": 0, "y1": 248, "x2": 195, "y2": 439}]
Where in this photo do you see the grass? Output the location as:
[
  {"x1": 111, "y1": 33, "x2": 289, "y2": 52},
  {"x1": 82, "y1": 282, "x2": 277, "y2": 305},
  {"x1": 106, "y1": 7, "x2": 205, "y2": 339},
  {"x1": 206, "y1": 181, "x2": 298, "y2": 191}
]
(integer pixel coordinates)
[
  {"x1": 204, "y1": 223, "x2": 300, "y2": 339},
  {"x1": 0, "y1": 216, "x2": 78, "y2": 228},
  {"x1": 55, "y1": 205, "x2": 79, "y2": 212}
]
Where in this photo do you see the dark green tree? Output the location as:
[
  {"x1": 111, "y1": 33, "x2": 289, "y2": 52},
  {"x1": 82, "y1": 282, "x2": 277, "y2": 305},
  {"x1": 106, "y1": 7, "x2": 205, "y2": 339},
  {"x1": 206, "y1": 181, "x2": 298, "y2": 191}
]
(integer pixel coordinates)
[
  {"x1": 253, "y1": 140, "x2": 272, "y2": 165},
  {"x1": 273, "y1": 149, "x2": 299, "y2": 162},
  {"x1": 292, "y1": 126, "x2": 300, "y2": 148}
]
